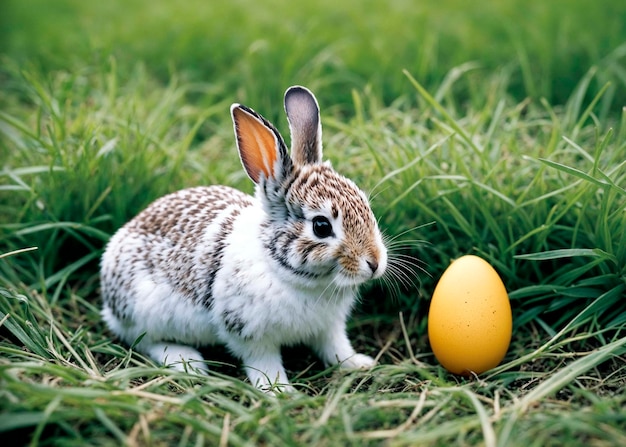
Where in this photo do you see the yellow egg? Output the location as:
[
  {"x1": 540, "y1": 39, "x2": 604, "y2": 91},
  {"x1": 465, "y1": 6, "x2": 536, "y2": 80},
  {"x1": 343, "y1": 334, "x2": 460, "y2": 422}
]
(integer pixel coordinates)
[{"x1": 428, "y1": 255, "x2": 512, "y2": 375}]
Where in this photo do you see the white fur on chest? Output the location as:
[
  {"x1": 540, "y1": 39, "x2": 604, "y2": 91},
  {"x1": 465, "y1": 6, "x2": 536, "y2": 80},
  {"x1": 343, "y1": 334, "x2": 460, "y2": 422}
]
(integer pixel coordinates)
[{"x1": 211, "y1": 205, "x2": 355, "y2": 346}]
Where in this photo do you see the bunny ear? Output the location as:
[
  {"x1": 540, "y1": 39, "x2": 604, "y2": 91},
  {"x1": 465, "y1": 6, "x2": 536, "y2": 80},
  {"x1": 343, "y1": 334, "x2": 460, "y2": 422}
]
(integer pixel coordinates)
[
  {"x1": 284, "y1": 86, "x2": 322, "y2": 165},
  {"x1": 231, "y1": 104, "x2": 290, "y2": 184}
]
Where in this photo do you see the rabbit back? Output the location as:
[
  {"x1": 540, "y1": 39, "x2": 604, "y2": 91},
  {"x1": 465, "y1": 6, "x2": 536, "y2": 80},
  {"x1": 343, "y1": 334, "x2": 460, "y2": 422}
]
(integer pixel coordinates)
[{"x1": 100, "y1": 185, "x2": 260, "y2": 344}]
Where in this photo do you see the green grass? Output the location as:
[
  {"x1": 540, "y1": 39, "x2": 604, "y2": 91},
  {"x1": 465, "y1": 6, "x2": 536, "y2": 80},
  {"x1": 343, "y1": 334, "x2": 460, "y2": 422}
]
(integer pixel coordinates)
[{"x1": 1, "y1": 0, "x2": 626, "y2": 445}]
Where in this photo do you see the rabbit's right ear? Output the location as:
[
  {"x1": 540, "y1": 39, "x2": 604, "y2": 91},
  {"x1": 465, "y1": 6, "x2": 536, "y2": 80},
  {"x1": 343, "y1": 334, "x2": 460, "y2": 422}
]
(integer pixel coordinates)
[{"x1": 231, "y1": 104, "x2": 290, "y2": 184}]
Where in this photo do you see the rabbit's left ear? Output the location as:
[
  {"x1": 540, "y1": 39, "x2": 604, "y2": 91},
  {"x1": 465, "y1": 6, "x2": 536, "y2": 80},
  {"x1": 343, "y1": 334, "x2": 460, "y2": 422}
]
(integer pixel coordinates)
[
  {"x1": 231, "y1": 104, "x2": 290, "y2": 184},
  {"x1": 284, "y1": 86, "x2": 322, "y2": 165}
]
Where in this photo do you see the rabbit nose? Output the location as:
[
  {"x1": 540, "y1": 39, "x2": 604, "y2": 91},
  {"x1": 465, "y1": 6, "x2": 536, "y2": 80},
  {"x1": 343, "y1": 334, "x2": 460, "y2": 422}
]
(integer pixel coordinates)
[{"x1": 367, "y1": 260, "x2": 379, "y2": 275}]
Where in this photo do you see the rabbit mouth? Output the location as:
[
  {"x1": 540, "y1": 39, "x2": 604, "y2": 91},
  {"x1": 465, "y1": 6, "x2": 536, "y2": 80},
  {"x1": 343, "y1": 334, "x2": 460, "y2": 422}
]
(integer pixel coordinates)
[
  {"x1": 334, "y1": 265, "x2": 383, "y2": 287},
  {"x1": 334, "y1": 249, "x2": 387, "y2": 286}
]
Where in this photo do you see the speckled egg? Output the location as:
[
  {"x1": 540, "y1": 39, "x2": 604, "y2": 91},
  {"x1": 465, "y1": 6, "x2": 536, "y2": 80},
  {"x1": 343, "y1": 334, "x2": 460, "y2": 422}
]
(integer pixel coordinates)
[{"x1": 428, "y1": 255, "x2": 512, "y2": 375}]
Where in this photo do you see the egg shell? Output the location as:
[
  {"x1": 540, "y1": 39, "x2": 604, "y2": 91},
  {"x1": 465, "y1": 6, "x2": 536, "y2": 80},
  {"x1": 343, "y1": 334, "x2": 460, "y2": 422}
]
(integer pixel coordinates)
[{"x1": 428, "y1": 255, "x2": 512, "y2": 375}]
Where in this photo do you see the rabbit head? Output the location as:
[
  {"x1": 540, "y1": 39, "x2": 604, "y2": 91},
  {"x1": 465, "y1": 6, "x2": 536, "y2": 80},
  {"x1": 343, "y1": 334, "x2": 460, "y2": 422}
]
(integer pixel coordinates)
[{"x1": 231, "y1": 86, "x2": 387, "y2": 288}]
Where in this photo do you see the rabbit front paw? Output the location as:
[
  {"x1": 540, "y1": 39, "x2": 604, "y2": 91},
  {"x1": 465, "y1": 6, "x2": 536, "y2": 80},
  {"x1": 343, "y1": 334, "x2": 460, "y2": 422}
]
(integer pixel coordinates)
[
  {"x1": 143, "y1": 342, "x2": 209, "y2": 375},
  {"x1": 340, "y1": 353, "x2": 377, "y2": 370}
]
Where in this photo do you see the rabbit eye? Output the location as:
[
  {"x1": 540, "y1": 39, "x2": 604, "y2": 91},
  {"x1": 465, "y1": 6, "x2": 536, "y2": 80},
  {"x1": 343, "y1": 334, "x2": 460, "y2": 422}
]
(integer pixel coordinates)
[{"x1": 312, "y1": 216, "x2": 333, "y2": 238}]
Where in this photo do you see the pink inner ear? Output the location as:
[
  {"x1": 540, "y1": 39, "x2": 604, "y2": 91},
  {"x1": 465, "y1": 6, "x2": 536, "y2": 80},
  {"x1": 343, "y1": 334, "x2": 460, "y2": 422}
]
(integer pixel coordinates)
[{"x1": 233, "y1": 107, "x2": 278, "y2": 183}]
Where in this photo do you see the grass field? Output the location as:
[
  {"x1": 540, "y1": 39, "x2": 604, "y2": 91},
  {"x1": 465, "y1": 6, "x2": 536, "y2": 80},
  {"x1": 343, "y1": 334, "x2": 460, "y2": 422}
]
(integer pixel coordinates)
[{"x1": 1, "y1": 0, "x2": 626, "y2": 445}]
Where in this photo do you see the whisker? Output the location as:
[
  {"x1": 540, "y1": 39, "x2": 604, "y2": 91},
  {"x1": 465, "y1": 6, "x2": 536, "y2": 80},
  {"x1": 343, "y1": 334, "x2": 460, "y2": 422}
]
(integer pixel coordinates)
[
  {"x1": 391, "y1": 253, "x2": 426, "y2": 262},
  {"x1": 389, "y1": 251, "x2": 427, "y2": 265},
  {"x1": 383, "y1": 221, "x2": 436, "y2": 244},
  {"x1": 386, "y1": 260, "x2": 415, "y2": 285},
  {"x1": 352, "y1": 284, "x2": 364, "y2": 305},
  {"x1": 378, "y1": 274, "x2": 401, "y2": 302},
  {"x1": 386, "y1": 262, "x2": 418, "y2": 290},
  {"x1": 386, "y1": 239, "x2": 430, "y2": 250},
  {"x1": 380, "y1": 239, "x2": 432, "y2": 297},
  {"x1": 390, "y1": 254, "x2": 430, "y2": 274},
  {"x1": 314, "y1": 274, "x2": 339, "y2": 309}
]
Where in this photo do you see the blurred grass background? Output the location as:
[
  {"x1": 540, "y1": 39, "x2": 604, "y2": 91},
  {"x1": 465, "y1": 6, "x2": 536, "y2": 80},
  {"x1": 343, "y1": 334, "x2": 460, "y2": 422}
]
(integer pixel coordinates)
[{"x1": 3, "y1": 0, "x2": 626, "y2": 113}]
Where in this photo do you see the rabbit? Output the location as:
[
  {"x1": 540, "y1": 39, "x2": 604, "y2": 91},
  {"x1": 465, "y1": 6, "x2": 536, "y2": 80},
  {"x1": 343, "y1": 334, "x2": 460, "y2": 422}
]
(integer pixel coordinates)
[{"x1": 100, "y1": 86, "x2": 388, "y2": 392}]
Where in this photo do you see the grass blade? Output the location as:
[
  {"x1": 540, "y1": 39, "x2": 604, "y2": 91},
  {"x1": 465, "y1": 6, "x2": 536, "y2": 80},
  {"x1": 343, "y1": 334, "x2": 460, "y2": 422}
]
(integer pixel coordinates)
[{"x1": 518, "y1": 336, "x2": 626, "y2": 412}]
